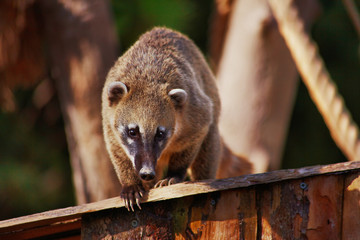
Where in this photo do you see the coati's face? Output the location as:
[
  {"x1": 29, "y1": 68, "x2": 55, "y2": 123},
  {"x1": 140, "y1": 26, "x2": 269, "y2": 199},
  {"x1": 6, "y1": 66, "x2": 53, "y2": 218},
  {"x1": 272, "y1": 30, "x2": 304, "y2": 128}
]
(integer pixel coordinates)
[
  {"x1": 117, "y1": 122, "x2": 170, "y2": 182},
  {"x1": 107, "y1": 81, "x2": 187, "y2": 182}
]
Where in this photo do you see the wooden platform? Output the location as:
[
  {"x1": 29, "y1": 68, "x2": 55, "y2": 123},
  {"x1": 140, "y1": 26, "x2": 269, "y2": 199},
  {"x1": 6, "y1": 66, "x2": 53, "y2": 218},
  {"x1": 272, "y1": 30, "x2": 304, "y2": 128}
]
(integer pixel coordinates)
[{"x1": 1, "y1": 161, "x2": 360, "y2": 239}]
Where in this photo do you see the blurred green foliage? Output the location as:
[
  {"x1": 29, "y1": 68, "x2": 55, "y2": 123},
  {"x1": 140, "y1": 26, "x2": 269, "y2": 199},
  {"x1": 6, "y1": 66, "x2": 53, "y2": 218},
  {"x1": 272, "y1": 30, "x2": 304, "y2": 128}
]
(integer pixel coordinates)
[
  {"x1": 111, "y1": 0, "x2": 213, "y2": 53},
  {"x1": 0, "y1": 89, "x2": 74, "y2": 220},
  {"x1": 1, "y1": 0, "x2": 359, "y2": 220}
]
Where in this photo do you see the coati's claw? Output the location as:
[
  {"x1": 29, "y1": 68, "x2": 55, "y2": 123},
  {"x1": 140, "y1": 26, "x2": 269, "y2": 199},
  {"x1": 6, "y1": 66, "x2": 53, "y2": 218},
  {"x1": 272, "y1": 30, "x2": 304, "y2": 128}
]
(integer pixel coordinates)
[
  {"x1": 129, "y1": 200, "x2": 134, "y2": 212},
  {"x1": 122, "y1": 195, "x2": 130, "y2": 211},
  {"x1": 120, "y1": 184, "x2": 145, "y2": 211},
  {"x1": 168, "y1": 178, "x2": 176, "y2": 185},
  {"x1": 154, "y1": 179, "x2": 165, "y2": 188},
  {"x1": 154, "y1": 177, "x2": 178, "y2": 188},
  {"x1": 135, "y1": 192, "x2": 142, "y2": 210}
]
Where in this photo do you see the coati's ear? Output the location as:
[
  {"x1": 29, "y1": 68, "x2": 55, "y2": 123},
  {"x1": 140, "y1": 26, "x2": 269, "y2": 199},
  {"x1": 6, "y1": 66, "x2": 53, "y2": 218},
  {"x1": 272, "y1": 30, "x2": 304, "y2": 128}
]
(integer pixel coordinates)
[
  {"x1": 108, "y1": 81, "x2": 128, "y2": 105},
  {"x1": 168, "y1": 89, "x2": 187, "y2": 107}
]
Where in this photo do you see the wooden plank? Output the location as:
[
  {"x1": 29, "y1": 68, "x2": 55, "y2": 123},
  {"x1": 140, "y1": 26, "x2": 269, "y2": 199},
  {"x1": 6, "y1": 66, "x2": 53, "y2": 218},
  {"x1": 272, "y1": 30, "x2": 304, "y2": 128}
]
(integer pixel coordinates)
[
  {"x1": 82, "y1": 173, "x2": 353, "y2": 239},
  {"x1": 1, "y1": 161, "x2": 360, "y2": 235},
  {"x1": 82, "y1": 188, "x2": 257, "y2": 239},
  {"x1": 259, "y1": 179, "x2": 308, "y2": 239},
  {"x1": 305, "y1": 175, "x2": 343, "y2": 240},
  {"x1": 342, "y1": 172, "x2": 360, "y2": 239}
]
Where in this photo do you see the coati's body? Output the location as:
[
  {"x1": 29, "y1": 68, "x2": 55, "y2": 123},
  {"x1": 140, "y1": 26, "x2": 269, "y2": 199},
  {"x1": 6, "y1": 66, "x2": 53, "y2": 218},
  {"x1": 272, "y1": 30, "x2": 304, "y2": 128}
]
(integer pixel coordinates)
[{"x1": 102, "y1": 27, "x2": 221, "y2": 210}]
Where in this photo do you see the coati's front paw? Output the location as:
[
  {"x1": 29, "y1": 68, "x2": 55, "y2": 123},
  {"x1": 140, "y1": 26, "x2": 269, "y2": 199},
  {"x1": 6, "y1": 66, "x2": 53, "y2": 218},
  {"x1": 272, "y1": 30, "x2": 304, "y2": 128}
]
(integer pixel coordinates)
[
  {"x1": 154, "y1": 177, "x2": 181, "y2": 188},
  {"x1": 120, "y1": 184, "x2": 145, "y2": 211}
]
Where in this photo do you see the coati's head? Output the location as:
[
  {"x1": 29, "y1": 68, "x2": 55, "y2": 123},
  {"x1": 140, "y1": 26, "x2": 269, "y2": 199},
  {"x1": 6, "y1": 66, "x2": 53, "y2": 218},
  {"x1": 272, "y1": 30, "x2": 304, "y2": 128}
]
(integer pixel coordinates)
[{"x1": 106, "y1": 81, "x2": 187, "y2": 182}]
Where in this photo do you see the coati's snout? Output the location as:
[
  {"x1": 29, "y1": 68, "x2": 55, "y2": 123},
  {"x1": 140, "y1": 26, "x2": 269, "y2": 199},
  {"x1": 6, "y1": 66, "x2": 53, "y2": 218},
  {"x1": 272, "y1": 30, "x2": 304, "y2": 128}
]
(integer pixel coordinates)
[
  {"x1": 139, "y1": 166, "x2": 155, "y2": 181},
  {"x1": 135, "y1": 151, "x2": 157, "y2": 181}
]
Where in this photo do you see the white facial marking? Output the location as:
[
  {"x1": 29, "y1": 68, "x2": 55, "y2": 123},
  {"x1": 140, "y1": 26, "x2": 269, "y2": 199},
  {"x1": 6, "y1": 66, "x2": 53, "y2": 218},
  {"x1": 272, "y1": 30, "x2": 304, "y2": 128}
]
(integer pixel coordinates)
[
  {"x1": 128, "y1": 123, "x2": 137, "y2": 129},
  {"x1": 117, "y1": 125, "x2": 125, "y2": 133},
  {"x1": 139, "y1": 126, "x2": 144, "y2": 134},
  {"x1": 120, "y1": 142, "x2": 136, "y2": 168},
  {"x1": 127, "y1": 138, "x2": 134, "y2": 144},
  {"x1": 167, "y1": 129, "x2": 172, "y2": 138},
  {"x1": 174, "y1": 118, "x2": 181, "y2": 135},
  {"x1": 141, "y1": 162, "x2": 154, "y2": 171}
]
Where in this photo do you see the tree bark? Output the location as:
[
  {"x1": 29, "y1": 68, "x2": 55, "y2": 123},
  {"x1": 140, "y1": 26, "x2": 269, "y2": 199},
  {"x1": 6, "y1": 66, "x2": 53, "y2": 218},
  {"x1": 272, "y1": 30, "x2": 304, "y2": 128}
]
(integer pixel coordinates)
[
  {"x1": 38, "y1": 0, "x2": 120, "y2": 204},
  {"x1": 214, "y1": 0, "x2": 319, "y2": 173}
]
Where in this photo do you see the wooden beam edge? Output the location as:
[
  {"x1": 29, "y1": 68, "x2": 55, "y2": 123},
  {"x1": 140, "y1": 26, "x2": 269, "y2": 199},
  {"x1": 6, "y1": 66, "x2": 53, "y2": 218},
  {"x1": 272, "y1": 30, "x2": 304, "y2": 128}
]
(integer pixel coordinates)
[{"x1": 1, "y1": 161, "x2": 359, "y2": 234}]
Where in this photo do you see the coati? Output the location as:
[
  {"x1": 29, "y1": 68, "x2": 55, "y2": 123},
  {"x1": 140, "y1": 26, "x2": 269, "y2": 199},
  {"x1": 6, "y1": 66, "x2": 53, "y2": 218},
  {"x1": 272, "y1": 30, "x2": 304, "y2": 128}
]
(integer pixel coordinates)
[{"x1": 102, "y1": 27, "x2": 222, "y2": 211}]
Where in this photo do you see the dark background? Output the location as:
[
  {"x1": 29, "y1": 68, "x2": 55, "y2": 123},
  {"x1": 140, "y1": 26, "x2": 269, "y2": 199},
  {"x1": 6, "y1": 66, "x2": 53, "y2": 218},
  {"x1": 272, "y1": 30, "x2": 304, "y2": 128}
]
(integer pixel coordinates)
[{"x1": 0, "y1": 0, "x2": 359, "y2": 220}]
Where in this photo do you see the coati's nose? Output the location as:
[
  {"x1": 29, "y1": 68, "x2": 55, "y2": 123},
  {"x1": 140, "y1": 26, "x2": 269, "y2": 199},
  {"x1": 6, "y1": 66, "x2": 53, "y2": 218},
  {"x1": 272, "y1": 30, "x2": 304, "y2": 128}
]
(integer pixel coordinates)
[{"x1": 139, "y1": 167, "x2": 155, "y2": 181}]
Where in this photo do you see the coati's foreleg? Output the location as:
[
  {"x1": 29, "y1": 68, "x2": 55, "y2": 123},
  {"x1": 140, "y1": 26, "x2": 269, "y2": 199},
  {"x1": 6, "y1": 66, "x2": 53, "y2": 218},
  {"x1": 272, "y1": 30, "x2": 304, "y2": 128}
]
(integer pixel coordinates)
[
  {"x1": 190, "y1": 124, "x2": 221, "y2": 180},
  {"x1": 154, "y1": 144, "x2": 201, "y2": 187},
  {"x1": 111, "y1": 148, "x2": 145, "y2": 211}
]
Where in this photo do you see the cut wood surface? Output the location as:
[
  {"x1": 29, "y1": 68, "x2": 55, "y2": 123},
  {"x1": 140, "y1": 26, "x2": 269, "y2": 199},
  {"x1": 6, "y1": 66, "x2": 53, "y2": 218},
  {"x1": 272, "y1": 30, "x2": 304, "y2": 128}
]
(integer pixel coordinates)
[{"x1": 1, "y1": 161, "x2": 360, "y2": 239}]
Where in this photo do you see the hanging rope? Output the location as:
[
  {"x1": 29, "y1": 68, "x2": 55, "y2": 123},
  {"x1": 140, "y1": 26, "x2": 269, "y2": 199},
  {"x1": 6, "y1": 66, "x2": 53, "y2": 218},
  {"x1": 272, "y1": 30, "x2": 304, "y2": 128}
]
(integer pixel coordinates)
[{"x1": 268, "y1": 0, "x2": 360, "y2": 161}]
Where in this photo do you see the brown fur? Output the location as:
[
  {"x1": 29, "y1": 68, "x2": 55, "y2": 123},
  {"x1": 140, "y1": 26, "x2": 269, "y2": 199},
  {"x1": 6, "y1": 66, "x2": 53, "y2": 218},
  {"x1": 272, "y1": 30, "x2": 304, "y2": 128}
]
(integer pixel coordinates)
[{"x1": 102, "y1": 27, "x2": 222, "y2": 210}]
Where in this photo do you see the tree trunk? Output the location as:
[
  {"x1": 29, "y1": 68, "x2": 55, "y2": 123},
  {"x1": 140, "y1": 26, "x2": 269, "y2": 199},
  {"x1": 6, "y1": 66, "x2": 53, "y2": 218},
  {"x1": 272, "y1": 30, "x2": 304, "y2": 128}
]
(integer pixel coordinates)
[
  {"x1": 38, "y1": 0, "x2": 120, "y2": 204},
  {"x1": 214, "y1": 0, "x2": 319, "y2": 174}
]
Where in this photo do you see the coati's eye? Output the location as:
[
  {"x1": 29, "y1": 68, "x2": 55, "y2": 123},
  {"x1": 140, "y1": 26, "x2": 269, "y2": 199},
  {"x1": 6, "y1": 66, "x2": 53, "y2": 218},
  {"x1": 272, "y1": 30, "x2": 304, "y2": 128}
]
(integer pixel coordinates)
[
  {"x1": 128, "y1": 127, "x2": 139, "y2": 138},
  {"x1": 155, "y1": 128, "x2": 166, "y2": 141}
]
